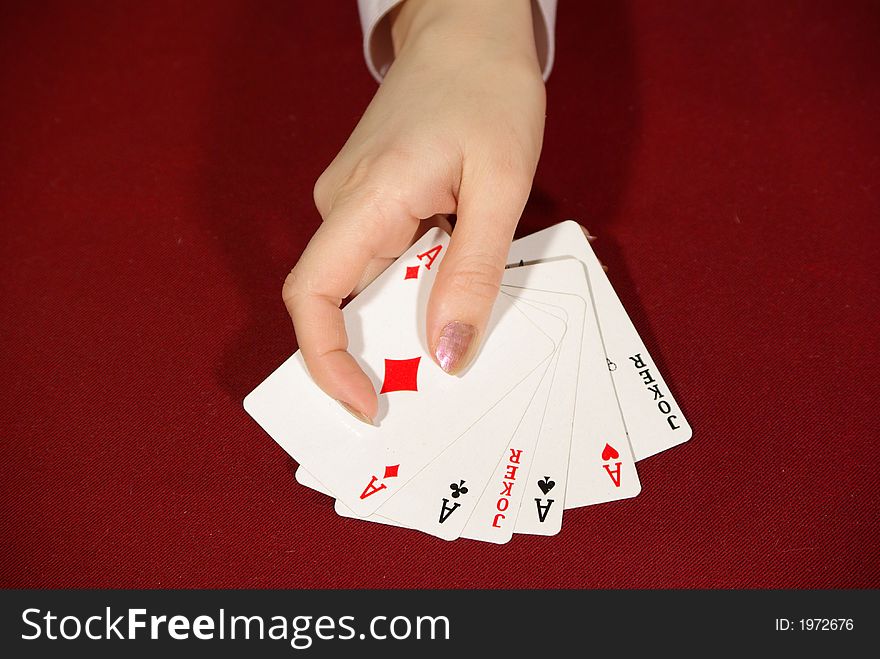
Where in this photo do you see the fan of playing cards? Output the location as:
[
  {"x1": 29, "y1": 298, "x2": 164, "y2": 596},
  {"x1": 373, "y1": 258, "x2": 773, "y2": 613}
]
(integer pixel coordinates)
[{"x1": 245, "y1": 221, "x2": 691, "y2": 543}]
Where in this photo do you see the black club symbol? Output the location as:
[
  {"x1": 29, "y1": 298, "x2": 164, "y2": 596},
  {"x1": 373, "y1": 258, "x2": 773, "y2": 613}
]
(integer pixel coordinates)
[{"x1": 449, "y1": 480, "x2": 468, "y2": 498}]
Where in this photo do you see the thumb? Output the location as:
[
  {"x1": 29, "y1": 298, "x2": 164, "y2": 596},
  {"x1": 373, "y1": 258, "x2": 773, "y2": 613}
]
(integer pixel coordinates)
[{"x1": 427, "y1": 163, "x2": 532, "y2": 374}]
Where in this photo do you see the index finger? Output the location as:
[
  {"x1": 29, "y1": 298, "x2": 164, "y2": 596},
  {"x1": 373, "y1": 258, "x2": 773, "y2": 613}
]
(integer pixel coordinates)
[{"x1": 283, "y1": 213, "x2": 382, "y2": 423}]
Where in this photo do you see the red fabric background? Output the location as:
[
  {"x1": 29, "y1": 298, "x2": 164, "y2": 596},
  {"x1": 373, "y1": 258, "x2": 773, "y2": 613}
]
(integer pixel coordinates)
[{"x1": 1, "y1": 0, "x2": 878, "y2": 588}]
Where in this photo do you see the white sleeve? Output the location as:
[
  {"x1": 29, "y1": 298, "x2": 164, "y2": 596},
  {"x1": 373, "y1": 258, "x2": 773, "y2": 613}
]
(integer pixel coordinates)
[{"x1": 357, "y1": 0, "x2": 557, "y2": 82}]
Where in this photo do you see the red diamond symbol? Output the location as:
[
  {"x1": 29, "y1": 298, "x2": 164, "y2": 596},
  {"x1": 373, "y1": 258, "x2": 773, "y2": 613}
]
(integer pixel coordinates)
[
  {"x1": 379, "y1": 357, "x2": 421, "y2": 394},
  {"x1": 383, "y1": 464, "x2": 399, "y2": 479},
  {"x1": 404, "y1": 265, "x2": 419, "y2": 280}
]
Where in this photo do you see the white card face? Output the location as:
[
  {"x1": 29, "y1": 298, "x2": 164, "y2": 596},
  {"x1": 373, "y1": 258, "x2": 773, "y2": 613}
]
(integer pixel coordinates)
[
  {"x1": 295, "y1": 464, "x2": 330, "y2": 495},
  {"x1": 504, "y1": 292, "x2": 582, "y2": 536},
  {"x1": 244, "y1": 228, "x2": 557, "y2": 515},
  {"x1": 330, "y1": 352, "x2": 557, "y2": 541},
  {"x1": 507, "y1": 221, "x2": 692, "y2": 461},
  {"x1": 502, "y1": 261, "x2": 640, "y2": 518},
  {"x1": 459, "y1": 337, "x2": 561, "y2": 544}
]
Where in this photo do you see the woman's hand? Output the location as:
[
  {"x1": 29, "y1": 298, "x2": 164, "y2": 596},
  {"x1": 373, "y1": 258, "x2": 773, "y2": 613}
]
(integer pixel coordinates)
[{"x1": 283, "y1": 0, "x2": 546, "y2": 423}]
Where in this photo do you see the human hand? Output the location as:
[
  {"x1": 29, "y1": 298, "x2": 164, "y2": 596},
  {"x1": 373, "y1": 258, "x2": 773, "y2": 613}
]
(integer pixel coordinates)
[{"x1": 283, "y1": 0, "x2": 546, "y2": 423}]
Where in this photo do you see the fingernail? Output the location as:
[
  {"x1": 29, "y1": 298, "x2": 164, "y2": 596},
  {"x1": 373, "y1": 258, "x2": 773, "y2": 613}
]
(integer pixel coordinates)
[
  {"x1": 337, "y1": 400, "x2": 374, "y2": 426},
  {"x1": 434, "y1": 321, "x2": 476, "y2": 375}
]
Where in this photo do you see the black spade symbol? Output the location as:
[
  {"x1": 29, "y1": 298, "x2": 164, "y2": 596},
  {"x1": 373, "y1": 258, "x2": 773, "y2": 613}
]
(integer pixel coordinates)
[{"x1": 537, "y1": 476, "x2": 555, "y2": 494}]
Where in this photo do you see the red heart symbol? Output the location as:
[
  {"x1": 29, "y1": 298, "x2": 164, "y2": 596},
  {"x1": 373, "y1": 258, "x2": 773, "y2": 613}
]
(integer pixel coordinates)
[{"x1": 601, "y1": 443, "x2": 619, "y2": 461}]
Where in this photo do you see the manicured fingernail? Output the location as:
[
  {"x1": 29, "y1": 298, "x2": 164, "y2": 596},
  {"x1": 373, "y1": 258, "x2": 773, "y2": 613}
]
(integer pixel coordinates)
[
  {"x1": 337, "y1": 400, "x2": 374, "y2": 426},
  {"x1": 434, "y1": 321, "x2": 476, "y2": 375}
]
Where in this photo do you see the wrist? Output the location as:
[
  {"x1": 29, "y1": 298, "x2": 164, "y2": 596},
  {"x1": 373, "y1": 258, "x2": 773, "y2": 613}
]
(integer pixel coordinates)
[{"x1": 390, "y1": 0, "x2": 541, "y2": 73}]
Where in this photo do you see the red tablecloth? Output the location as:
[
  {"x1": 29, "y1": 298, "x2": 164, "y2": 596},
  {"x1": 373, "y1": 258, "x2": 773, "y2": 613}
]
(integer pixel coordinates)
[{"x1": 2, "y1": 0, "x2": 877, "y2": 588}]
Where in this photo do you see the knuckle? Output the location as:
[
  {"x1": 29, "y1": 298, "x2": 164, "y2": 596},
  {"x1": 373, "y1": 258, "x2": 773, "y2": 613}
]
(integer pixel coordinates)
[
  {"x1": 282, "y1": 266, "x2": 307, "y2": 309},
  {"x1": 443, "y1": 256, "x2": 503, "y2": 303},
  {"x1": 340, "y1": 157, "x2": 374, "y2": 192},
  {"x1": 316, "y1": 141, "x2": 430, "y2": 220},
  {"x1": 340, "y1": 147, "x2": 418, "y2": 198},
  {"x1": 368, "y1": 145, "x2": 416, "y2": 174},
  {"x1": 313, "y1": 168, "x2": 335, "y2": 217},
  {"x1": 338, "y1": 171, "x2": 411, "y2": 233}
]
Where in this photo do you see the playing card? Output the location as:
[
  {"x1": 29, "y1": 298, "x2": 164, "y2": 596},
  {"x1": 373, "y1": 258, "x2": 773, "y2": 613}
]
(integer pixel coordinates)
[
  {"x1": 459, "y1": 336, "x2": 561, "y2": 544},
  {"x1": 507, "y1": 221, "x2": 692, "y2": 461},
  {"x1": 244, "y1": 228, "x2": 557, "y2": 515},
  {"x1": 295, "y1": 463, "x2": 331, "y2": 495},
  {"x1": 502, "y1": 261, "x2": 640, "y2": 523},
  {"x1": 504, "y1": 293, "x2": 581, "y2": 536}
]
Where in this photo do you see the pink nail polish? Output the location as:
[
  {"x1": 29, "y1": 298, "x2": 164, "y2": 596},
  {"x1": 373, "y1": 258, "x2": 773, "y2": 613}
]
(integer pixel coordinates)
[{"x1": 434, "y1": 322, "x2": 476, "y2": 375}]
